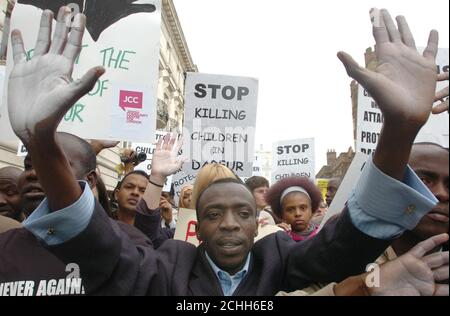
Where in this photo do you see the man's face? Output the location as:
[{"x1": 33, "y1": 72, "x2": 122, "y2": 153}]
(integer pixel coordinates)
[
  {"x1": 325, "y1": 179, "x2": 341, "y2": 206},
  {"x1": 114, "y1": 174, "x2": 148, "y2": 213},
  {"x1": 18, "y1": 155, "x2": 47, "y2": 217},
  {"x1": 252, "y1": 186, "x2": 269, "y2": 210},
  {"x1": 196, "y1": 182, "x2": 258, "y2": 275},
  {"x1": 409, "y1": 144, "x2": 449, "y2": 239},
  {"x1": 0, "y1": 169, "x2": 22, "y2": 220},
  {"x1": 18, "y1": 141, "x2": 91, "y2": 217},
  {"x1": 281, "y1": 193, "x2": 313, "y2": 233}
]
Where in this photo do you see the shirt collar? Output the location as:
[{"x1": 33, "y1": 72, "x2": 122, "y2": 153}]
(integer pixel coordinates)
[{"x1": 205, "y1": 251, "x2": 251, "y2": 279}]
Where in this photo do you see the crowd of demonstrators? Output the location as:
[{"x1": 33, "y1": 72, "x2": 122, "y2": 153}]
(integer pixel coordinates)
[
  {"x1": 0, "y1": 6, "x2": 448, "y2": 297},
  {"x1": 266, "y1": 177, "x2": 323, "y2": 242},
  {"x1": 281, "y1": 142, "x2": 449, "y2": 296}
]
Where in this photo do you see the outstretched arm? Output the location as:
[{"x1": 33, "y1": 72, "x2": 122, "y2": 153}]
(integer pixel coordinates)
[{"x1": 8, "y1": 7, "x2": 104, "y2": 212}]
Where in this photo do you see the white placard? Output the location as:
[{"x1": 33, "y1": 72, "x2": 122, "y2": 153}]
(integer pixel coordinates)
[
  {"x1": 182, "y1": 73, "x2": 259, "y2": 177},
  {"x1": 271, "y1": 138, "x2": 315, "y2": 184},
  {"x1": 356, "y1": 48, "x2": 449, "y2": 153},
  {"x1": 1, "y1": 0, "x2": 161, "y2": 143},
  {"x1": 172, "y1": 170, "x2": 196, "y2": 206}
]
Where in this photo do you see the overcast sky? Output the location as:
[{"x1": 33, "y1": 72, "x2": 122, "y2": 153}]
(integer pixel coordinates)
[{"x1": 173, "y1": 0, "x2": 449, "y2": 168}]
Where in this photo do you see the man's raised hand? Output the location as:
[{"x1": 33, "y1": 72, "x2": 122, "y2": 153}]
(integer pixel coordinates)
[
  {"x1": 150, "y1": 133, "x2": 186, "y2": 184},
  {"x1": 338, "y1": 9, "x2": 439, "y2": 129},
  {"x1": 8, "y1": 7, "x2": 104, "y2": 145}
]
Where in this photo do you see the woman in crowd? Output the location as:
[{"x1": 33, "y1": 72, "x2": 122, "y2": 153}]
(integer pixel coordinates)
[
  {"x1": 178, "y1": 184, "x2": 194, "y2": 209},
  {"x1": 266, "y1": 177, "x2": 323, "y2": 242}
]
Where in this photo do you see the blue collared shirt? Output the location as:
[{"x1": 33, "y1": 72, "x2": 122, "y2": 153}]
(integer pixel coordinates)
[
  {"x1": 23, "y1": 156, "x2": 438, "y2": 244},
  {"x1": 205, "y1": 252, "x2": 251, "y2": 296},
  {"x1": 23, "y1": 182, "x2": 94, "y2": 246},
  {"x1": 348, "y1": 156, "x2": 437, "y2": 238}
]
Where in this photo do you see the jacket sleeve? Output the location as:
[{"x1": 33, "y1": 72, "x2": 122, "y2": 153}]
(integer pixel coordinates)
[
  {"x1": 47, "y1": 202, "x2": 156, "y2": 295},
  {"x1": 134, "y1": 199, "x2": 174, "y2": 249}
]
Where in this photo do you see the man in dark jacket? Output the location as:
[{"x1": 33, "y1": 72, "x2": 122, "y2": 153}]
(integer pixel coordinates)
[{"x1": 2, "y1": 7, "x2": 446, "y2": 296}]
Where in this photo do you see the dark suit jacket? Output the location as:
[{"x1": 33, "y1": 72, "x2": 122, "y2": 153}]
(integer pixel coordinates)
[{"x1": 19, "y1": 199, "x2": 390, "y2": 296}]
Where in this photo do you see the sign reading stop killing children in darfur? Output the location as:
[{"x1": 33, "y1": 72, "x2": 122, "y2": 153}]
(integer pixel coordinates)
[
  {"x1": 271, "y1": 138, "x2": 315, "y2": 184},
  {"x1": 131, "y1": 131, "x2": 173, "y2": 192},
  {"x1": 0, "y1": 0, "x2": 161, "y2": 143},
  {"x1": 183, "y1": 73, "x2": 259, "y2": 178},
  {"x1": 356, "y1": 48, "x2": 449, "y2": 154}
]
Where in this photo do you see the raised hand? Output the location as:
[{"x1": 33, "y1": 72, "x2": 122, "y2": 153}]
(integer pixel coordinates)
[
  {"x1": 369, "y1": 234, "x2": 449, "y2": 296},
  {"x1": 160, "y1": 196, "x2": 174, "y2": 226},
  {"x1": 8, "y1": 7, "x2": 104, "y2": 145},
  {"x1": 150, "y1": 133, "x2": 186, "y2": 183},
  {"x1": 432, "y1": 72, "x2": 449, "y2": 114},
  {"x1": 338, "y1": 8, "x2": 439, "y2": 128},
  {"x1": 84, "y1": 0, "x2": 156, "y2": 41}
]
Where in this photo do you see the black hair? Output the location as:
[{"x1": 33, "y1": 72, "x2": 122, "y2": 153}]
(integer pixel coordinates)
[
  {"x1": 57, "y1": 132, "x2": 97, "y2": 178},
  {"x1": 116, "y1": 170, "x2": 149, "y2": 190},
  {"x1": 266, "y1": 176, "x2": 323, "y2": 218}
]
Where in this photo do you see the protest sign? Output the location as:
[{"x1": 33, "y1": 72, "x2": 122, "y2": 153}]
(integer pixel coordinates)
[
  {"x1": 356, "y1": 48, "x2": 449, "y2": 153},
  {"x1": 318, "y1": 152, "x2": 368, "y2": 231},
  {"x1": 271, "y1": 138, "x2": 315, "y2": 184},
  {"x1": 182, "y1": 73, "x2": 259, "y2": 178},
  {"x1": 0, "y1": 0, "x2": 161, "y2": 143},
  {"x1": 173, "y1": 171, "x2": 196, "y2": 206},
  {"x1": 174, "y1": 208, "x2": 200, "y2": 246},
  {"x1": 316, "y1": 179, "x2": 329, "y2": 202}
]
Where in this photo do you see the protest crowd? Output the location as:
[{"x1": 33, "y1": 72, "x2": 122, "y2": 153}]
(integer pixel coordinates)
[{"x1": 0, "y1": 1, "x2": 449, "y2": 298}]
